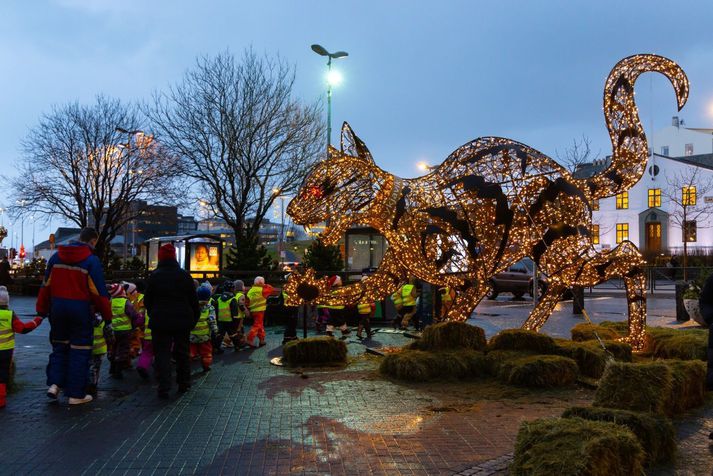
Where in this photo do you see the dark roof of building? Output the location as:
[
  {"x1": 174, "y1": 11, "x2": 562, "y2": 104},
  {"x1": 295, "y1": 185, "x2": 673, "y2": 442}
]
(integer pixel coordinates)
[{"x1": 667, "y1": 153, "x2": 713, "y2": 171}]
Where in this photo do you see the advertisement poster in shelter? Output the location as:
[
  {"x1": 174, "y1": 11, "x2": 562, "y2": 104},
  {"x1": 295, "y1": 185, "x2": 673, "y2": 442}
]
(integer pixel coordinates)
[{"x1": 189, "y1": 243, "x2": 220, "y2": 271}]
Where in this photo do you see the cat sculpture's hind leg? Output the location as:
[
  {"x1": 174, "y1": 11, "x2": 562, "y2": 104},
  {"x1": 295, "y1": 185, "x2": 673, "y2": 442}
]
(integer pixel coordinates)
[{"x1": 444, "y1": 279, "x2": 491, "y2": 322}]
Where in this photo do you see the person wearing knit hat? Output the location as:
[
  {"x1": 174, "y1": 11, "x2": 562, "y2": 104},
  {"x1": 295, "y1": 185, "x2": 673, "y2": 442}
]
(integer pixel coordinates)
[
  {"x1": 190, "y1": 286, "x2": 217, "y2": 372},
  {"x1": 107, "y1": 283, "x2": 144, "y2": 379},
  {"x1": 245, "y1": 276, "x2": 274, "y2": 348},
  {"x1": 324, "y1": 275, "x2": 350, "y2": 339},
  {"x1": 211, "y1": 280, "x2": 242, "y2": 353},
  {"x1": 356, "y1": 276, "x2": 375, "y2": 340},
  {"x1": 0, "y1": 286, "x2": 43, "y2": 408},
  {"x1": 143, "y1": 240, "x2": 200, "y2": 398},
  {"x1": 158, "y1": 243, "x2": 176, "y2": 262},
  {"x1": 122, "y1": 282, "x2": 142, "y2": 359}
]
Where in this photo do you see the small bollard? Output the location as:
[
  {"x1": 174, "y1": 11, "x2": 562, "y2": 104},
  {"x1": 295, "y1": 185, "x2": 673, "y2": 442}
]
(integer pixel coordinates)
[
  {"x1": 675, "y1": 281, "x2": 690, "y2": 322},
  {"x1": 572, "y1": 286, "x2": 584, "y2": 315}
]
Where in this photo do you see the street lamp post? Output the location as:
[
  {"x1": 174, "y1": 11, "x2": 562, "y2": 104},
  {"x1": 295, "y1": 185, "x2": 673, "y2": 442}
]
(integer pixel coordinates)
[
  {"x1": 272, "y1": 189, "x2": 286, "y2": 266},
  {"x1": 16, "y1": 200, "x2": 26, "y2": 265},
  {"x1": 311, "y1": 44, "x2": 348, "y2": 147},
  {"x1": 115, "y1": 127, "x2": 143, "y2": 261}
]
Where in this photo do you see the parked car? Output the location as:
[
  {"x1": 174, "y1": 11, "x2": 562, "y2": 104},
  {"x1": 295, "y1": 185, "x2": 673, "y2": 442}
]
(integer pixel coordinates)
[{"x1": 487, "y1": 258, "x2": 547, "y2": 300}]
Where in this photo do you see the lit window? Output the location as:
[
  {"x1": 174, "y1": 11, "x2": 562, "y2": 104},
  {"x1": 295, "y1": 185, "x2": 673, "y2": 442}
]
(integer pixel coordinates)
[
  {"x1": 616, "y1": 223, "x2": 629, "y2": 244},
  {"x1": 590, "y1": 199, "x2": 599, "y2": 211},
  {"x1": 685, "y1": 143, "x2": 694, "y2": 156},
  {"x1": 591, "y1": 224, "x2": 600, "y2": 245},
  {"x1": 682, "y1": 186, "x2": 697, "y2": 206},
  {"x1": 648, "y1": 188, "x2": 661, "y2": 208},
  {"x1": 660, "y1": 146, "x2": 669, "y2": 156},
  {"x1": 684, "y1": 220, "x2": 697, "y2": 242},
  {"x1": 616, "y1": 191, "x2": 629, "y2": 209}
]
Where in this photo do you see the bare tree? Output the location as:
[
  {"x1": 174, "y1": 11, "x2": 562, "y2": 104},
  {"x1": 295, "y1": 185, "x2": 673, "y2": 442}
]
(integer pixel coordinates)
[
  {"x1": 10, "y1": 96, "x2": 184, "y2": 261},
  {"x1": 556, "y1": 135, "x2": 599, "y2": 175},
  {"x1": 147, "y1": 49, "x2": 324, "y2": 267},
  {"x1": 663, "y1": 167, "x2": 713, "y2": 280}
]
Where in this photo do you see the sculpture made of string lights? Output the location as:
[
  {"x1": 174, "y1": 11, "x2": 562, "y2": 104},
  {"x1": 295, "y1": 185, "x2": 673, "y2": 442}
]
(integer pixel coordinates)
[{"x1": 285, "y1": 54, "x2": 688, "y2": 350}]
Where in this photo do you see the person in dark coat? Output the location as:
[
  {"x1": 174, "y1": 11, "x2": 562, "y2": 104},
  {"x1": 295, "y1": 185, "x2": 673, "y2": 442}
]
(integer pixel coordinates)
[
  {"x1": 698, "y1": 273, "x2": 713, "y2": 392},
  {"x1": 0, "y1": 257, "x2": 12, "y2": 286},
  {"x1": 143, "y1": 243, "x2": 199, "y2": 398}
]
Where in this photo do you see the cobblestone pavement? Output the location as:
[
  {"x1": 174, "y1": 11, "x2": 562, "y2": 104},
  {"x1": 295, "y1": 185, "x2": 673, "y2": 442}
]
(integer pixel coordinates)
[{"x1": 1, "y1": 294, "x2": 711, "y2": 475}]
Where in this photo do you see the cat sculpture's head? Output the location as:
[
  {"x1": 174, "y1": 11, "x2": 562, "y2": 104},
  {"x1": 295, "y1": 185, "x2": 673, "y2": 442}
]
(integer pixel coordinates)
[{"x1": 287, "y1": 123, "x2": 388, "y2": 246}]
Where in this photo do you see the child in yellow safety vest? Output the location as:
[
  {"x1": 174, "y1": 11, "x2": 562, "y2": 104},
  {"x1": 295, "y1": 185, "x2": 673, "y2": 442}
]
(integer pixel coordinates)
[
  {"x1": 390, "y1": 287, "x2": 404, "y2": 329},
  {"x1": 136, "y1": 308, "x2": 153, "y2": 380},
  {"x1": 190, "y1": 286, "x2": 218, "y2": 372},
  {"x1": 356, "y1": 277, "x2": 375, "y2": 340},
  {"x1": 107, "y1": 283, "x2": 143, "y2": 379},
  {"x1": 399, "y1": 278, "x2": 419, "y2": 330},
  {"x1": 123, "y1": 281, "x2": 144, "y2": 358},
  {"x1": 87, "y1": 313, "x2": 112, "y2": 396},
  {"x1": 325, "y1": 275, "x2": 350, "y2": 339},
  {"x1": 0, "y1": 286, "x2": 43, "y2": 408},
  {"x1": 211, "y1": 280, "x2": 242, "y2": 353}
]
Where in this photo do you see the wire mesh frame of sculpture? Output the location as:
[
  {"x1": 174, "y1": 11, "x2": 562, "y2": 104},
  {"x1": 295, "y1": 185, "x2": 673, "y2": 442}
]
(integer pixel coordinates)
[{"x1": 285, "y1": 54, "x2": 689, "y2": 350}]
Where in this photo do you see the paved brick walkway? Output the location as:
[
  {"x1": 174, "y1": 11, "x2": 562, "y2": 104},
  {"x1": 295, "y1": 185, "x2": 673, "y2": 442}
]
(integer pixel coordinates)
[{"x1": 2, "y1": 294, "x2": 712, "y2": 475}]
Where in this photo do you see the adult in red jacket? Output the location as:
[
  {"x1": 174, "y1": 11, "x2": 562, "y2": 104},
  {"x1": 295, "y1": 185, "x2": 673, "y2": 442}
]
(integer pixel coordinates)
[
  {"x1": 143, "y1": 243, "x2": 200, "y2": 398},
  {"x1": 37, "y1": 228, "x2": 111, "y2": 405}
]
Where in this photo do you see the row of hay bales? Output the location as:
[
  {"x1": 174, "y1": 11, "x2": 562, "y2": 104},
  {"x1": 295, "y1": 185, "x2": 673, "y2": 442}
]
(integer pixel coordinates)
[
  {"x1": 512, "y1": 322, "x2": 708, "y2": 475},
  {"x1": 379, "y1": 322, "x2": 632, "y2": 386}
]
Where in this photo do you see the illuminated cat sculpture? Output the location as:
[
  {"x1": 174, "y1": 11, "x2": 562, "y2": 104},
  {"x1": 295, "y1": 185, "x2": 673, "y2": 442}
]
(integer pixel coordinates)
[{"x1": 285, "y1": 55, "x2": 688, "y2": 350}]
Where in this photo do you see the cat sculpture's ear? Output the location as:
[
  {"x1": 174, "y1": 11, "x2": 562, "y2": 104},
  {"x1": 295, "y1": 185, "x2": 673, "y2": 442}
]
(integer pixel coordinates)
[{"x1": 340, "y1": 122, "x2": 375, "y2": 163}]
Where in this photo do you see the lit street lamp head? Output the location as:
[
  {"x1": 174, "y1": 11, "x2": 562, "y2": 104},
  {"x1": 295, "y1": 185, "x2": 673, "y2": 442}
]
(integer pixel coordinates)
[
  {"x1": 327, "y1": 70, "x2": 343, "y2": 87},
  {"x1": 311, "y1": 44, "x2": 349, "y2": 60}
]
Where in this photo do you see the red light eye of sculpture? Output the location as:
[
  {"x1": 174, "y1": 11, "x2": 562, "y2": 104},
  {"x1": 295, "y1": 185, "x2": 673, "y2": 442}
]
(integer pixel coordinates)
[{"x1": 308, "y1": 185, "x2": 323, "y2": 199}]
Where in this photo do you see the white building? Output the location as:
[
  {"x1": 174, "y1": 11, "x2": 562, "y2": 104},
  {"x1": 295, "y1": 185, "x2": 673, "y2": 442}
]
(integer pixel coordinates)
[{"x1": 590, "y1": 117, "x2": 713, "y2": 255}]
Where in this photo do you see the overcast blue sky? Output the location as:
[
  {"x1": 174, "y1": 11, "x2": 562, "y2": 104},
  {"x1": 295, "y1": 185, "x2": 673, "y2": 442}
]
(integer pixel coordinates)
[{"x1": 2, "y1": 0, "x2": 713, "y2": 245}]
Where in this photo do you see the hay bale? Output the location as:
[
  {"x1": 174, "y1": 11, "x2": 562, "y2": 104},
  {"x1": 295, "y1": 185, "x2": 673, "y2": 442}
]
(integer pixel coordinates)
[
  {"x1": 664, "y1": 359, "x2": 706, "y2": 415},
  {"x1": 484, "y1": 349, "x2": 530, "y2": 376},
  {"x1": 417, "y1": 321, "x2": 487, "y2": 351},
  {"x1": 600, "y1": 320, "x2": 629, "y2": 334},
  {"x1": 488, "y1": 329, "x2": 560, "y2": 354},
  {"x1": 555, "y1": 340, "x2": 608, "y2": 378},
  {"x1": 594, "y1": 362, "x2": 672, "y2": 414},
  {"x1": 498, "y1": 354, "x2": 578, "y2": 388},
  {"x1": 380, "y1": 350, "x2": 440, "y2": 381},
  {"x1": 562, "y1": 406, "x2": 676, "y2": 466},
  {"x1": 282, "y1": 336, "x2": 347, "y2": 366},
  {"x1": 379, "y1": 349, "x2": 488, "y2": 381},
  {"x1": 571, "y1": 323, "x2": 621, "y2": 342},
  {"x1": 512, "y1": 417, "x2": 644, "y2": 476},
  {"x1": 598, "y1": 340, "x2": 632, "y2": 362},
  {"x1": 649, "y1": 328, "x2": 707, "y2": 361}
]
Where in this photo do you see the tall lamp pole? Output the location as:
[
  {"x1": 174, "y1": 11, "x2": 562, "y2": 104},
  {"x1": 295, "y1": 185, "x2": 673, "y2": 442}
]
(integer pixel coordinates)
[
  {"x1": 115, "y1": 127, "x2": 143, "y2": 261},
  {"x1": 311, "y1": 44, "x2": 348, "y2": 147}
]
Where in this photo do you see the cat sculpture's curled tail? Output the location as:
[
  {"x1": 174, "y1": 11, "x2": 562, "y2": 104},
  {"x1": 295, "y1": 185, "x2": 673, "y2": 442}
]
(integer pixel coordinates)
[{"x1": 580, "y1": 54, "x2": 689, "y2": 200}]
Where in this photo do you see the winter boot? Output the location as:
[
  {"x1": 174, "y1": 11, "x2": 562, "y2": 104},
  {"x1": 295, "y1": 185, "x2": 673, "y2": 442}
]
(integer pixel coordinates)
[{"x1": 0, "y1": 383, "x2": 6, "y2": 408}]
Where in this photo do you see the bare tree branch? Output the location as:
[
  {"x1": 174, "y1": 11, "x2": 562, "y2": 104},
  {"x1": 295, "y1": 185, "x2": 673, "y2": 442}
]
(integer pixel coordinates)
[
  {"x1": 7, "y1": 96, "x2": 185, "y2": 261},
  {"x1": 556, "y1": 135, "x2": 599, "y2": 174},
  {"x1": 146, "y1": 49, "x2": 324, "y2": 264}
]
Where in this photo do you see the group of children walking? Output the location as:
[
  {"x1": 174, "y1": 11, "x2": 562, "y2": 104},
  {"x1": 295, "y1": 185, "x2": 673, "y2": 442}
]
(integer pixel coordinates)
[{"x1": 90, "y1": 277, "x2": 273, "y2": 393}]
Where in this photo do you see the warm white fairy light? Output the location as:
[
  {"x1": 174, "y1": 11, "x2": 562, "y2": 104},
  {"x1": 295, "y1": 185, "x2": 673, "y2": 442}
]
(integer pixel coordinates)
[{"x1": 285, "y1": 55, "x2": 688, "y2": 351}]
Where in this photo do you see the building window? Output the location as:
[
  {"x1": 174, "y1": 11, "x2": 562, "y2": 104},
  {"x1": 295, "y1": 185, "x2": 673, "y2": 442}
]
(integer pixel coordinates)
[
  {"x1": 616, "y1": 223, "x2": 629, "y2": 244},
  {"x1": 616, "y1": 191, "x2": 629, "y2": 209},
  {"x1": 685, "y1": 143, "x2": 694, "y2": 156},
  {"x1": 682, "y1": 186, "x2": 697, "y2": 206},
  {"x1": 661, "y1": 146, "x2": 669, "y2": 156},
  {"x1": 590, "y1": 199, "x2": 599, "y2": 211},
  {"x1": 684, "y1": 220, "x2": 697, "y2": 242},
  {"x1": 591, "y1": 224, "x2": 600, "y2": 244},
  {"x1": 648, "y1": 188, "x2": 661, "y2": 208}
]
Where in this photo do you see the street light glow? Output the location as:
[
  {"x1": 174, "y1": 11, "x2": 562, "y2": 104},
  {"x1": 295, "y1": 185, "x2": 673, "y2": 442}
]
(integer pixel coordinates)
[
  {"x1": 327, "y1": 69, "x2": 343, "y2": 87},
  {"x1": 416, "y1": 161, "x2": 431, "y2": 171}
]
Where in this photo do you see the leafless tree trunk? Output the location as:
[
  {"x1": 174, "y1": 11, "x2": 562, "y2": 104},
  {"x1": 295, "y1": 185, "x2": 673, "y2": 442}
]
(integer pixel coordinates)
[
  {"x1": 9, "y1": 96, "x2": 184, "y2": 262},
  {"x1": 663, "y1": 167, "x2": 713, "y2": 281},
  {"x1": 147, "y1": 49, "x2": 324, "y2": 266}
]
